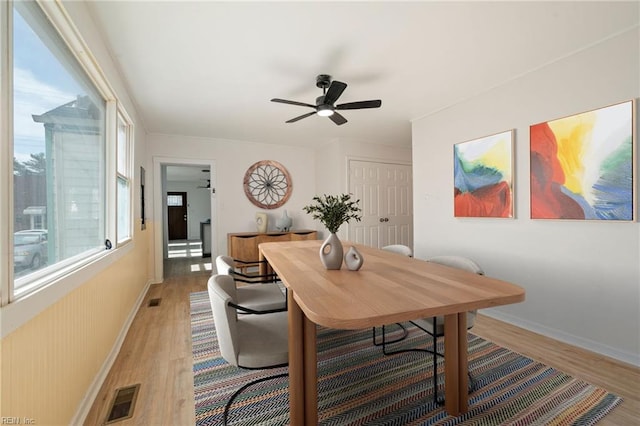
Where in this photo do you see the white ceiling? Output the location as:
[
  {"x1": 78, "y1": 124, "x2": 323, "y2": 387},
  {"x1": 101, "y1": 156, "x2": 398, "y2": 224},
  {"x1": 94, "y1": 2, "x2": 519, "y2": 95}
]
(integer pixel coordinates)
[{"x1": 86, "y1": 1, "x2": 638, "y2": 149}]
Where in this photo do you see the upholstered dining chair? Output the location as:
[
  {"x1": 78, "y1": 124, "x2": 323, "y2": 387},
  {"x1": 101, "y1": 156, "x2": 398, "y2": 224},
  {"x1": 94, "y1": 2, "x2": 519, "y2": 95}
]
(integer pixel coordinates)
[
  {"x1": 208, "y1": 274, "x2": 289, "y2": 425},
  {"x1": 216, "y1": 254, "x2": 280, "y2": 284},
  {"x1": 411, "y1": 255, "x2": 484, "y2": 336},
  {"x1": 372, "y1": 244, "x2": 414, "y2": 347},
  {"x1": 215, "y1": 255, "x2": 287, "y2": 312},
  {"x1": 381, "y1": 244, "x2": 413, "y2": 257},
  {"x1": 380, "y1": 255, "x2": 484, "y2": 404}
]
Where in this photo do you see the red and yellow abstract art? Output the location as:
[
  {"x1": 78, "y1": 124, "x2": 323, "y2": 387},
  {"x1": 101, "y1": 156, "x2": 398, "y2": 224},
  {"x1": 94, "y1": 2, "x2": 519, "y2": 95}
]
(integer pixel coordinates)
[
  {"x1": 454, "y1": 130, "x2": 514, "y2": 218},
  {"x1": 530, "y1": 100, "x2": 634, "y2": 220}
]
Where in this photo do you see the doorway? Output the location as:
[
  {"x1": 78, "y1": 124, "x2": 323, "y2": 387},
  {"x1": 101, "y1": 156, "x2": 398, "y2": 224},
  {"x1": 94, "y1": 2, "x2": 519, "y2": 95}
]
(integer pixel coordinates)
[{"x1": 153, "y1": 158, "x2": 216, "y2": 282}]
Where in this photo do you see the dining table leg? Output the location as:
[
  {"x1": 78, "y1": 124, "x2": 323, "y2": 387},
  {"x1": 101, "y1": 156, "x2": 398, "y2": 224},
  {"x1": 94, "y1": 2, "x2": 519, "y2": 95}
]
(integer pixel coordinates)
[
  {"x1": 443, "y1": 312, "x2": 469, "y2": 416},
  {"x1": 287, "y1": 289, "x2": 319, "y2": 426},
  {"x1": 288, "y1": 289, "x2": 305, "y2": 425},
  {"x1": 303, "y1": 315, "x2": 318, "y2": 425}
]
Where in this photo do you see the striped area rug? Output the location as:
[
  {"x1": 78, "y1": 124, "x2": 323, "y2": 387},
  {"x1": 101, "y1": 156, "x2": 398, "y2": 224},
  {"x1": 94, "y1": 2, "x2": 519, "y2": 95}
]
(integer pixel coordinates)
[{"x1": 191, "y1": 291, "x2": 621, "y2": 425}]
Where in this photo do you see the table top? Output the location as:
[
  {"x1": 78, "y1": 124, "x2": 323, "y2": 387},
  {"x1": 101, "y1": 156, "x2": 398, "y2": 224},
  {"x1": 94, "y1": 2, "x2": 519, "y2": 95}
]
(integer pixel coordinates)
[{"x1": 260, "y1": 240, "x2": 525, "y2": 329}]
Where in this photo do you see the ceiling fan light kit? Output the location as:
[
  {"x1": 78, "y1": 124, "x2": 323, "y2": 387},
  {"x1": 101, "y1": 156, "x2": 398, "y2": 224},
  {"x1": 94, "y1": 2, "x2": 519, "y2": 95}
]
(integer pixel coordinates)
[
  {"x1": 317, "y1": 104, "x2": 334, "y2": 117},
  {"x1": 271, "y1": 74, "x2": 381, "y2": 125}
]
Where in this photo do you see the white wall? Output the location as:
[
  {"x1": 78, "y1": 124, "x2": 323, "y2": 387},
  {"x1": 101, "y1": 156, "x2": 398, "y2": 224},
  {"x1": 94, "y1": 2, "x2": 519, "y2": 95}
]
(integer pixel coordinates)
[
  {"x1": 412, "y1": 29, "x2": 639, "y2": 365},
  {"x1": 149, "y1": 136, "x2": 412, "y2": 276},
  {"x1": 147, "y1": 135, "x2": 318, "y2": 266}
]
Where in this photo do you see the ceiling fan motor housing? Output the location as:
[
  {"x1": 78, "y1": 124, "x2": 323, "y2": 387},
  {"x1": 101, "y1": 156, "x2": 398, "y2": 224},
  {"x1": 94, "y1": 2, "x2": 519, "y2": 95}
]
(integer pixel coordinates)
[{"x1": 316, "y1": 74, "x2": 332, "y2": 89}]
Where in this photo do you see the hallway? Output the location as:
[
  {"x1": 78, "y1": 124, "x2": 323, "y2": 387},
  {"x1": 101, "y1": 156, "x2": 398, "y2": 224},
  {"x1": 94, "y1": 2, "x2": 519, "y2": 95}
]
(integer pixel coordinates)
[{"x1": 163, "y1": 240, "x2": 212, "y2": 278}]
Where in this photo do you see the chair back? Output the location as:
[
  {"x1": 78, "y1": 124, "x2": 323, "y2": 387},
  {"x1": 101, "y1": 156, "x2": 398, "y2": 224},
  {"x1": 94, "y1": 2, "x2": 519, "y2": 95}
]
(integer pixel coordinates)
[
  {"x1": 382, "y1": 244, "x2": 413, "y2": 257},
  {"x1": 427, "y1": 255, "x2": 484, "y2": 329},
  {"x1": 216, "y1": 255, "x2": 235, "y2": 275},
  {"x1": 427, "y1": 255, "x2": 484, "y2": 275},
  {"x1": 208, "y1": 274, "x2": 241, "y2": 366}
]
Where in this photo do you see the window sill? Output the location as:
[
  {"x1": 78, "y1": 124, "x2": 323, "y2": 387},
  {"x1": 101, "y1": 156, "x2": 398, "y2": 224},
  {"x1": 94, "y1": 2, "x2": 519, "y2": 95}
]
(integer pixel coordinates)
[{"x1": 1, "y1": 242, "x2": 134, "y2": 338}]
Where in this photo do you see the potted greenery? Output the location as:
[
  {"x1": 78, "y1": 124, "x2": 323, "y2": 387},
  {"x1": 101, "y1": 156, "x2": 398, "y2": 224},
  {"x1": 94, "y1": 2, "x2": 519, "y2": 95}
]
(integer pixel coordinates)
[{"x1": 303, "y1": 193, "x2": 362, "y2": 269}]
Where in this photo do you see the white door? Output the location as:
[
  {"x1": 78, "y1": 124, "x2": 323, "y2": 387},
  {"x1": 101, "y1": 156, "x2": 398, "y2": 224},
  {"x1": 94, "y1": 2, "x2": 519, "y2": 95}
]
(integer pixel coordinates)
[{"x1": 348, "y1": 160, "x2": 413, "y2": 249}]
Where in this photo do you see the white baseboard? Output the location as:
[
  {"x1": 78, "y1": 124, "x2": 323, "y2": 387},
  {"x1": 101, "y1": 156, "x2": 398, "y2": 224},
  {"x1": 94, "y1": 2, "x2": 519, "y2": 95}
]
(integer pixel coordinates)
[
  {"x1": 483, "y1": 309, "x2": 640, "y2": 367},
  {"x1": 70, "y1": 279, "x2": 153, "y2": 424}
]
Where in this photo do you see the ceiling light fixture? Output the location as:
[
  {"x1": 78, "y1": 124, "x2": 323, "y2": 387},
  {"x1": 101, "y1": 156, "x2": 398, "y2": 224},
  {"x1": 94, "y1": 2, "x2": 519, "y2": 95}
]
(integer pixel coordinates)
[{"x1": 316, "y1": 104, "x2": 334, "y2": 117}]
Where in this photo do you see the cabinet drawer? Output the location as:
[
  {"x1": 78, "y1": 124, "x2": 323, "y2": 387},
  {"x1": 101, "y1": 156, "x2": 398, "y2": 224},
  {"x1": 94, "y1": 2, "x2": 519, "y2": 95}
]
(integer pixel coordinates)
[
  {"x1": 257, "y1": 233, "x2": 290, "y2": 245},
  {"x1": 290, "y1": 231, "x2": 317, "y2": 241},
  {"x1": 229, "y1": 234, "x2": 259, "y2": 263}
]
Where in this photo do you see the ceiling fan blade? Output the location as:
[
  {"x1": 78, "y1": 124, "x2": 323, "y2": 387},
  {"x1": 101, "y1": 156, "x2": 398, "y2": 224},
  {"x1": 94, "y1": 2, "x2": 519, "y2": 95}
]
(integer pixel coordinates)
[
  {"x1": 328, "y1": 111, "x2": 347, "y2": 126},
  {"x1": 286, "y1": 111, "x2": 317, "y2": 123},
  {"x1": 271, "y1": 98, "x2": 315, "y2": 108},
  {"x1": 336, "y1": 99, "x2": 382, "y2": 110},
  {"x1": 323, "y1": 81, "x2": 347, "y2": 105}
]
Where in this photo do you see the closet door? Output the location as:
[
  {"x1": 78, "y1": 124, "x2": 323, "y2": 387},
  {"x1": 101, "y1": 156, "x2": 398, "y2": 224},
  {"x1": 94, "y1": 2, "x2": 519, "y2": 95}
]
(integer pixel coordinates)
[{"x1": 348, "y1": 160, "x2": 412, "y2": 249}]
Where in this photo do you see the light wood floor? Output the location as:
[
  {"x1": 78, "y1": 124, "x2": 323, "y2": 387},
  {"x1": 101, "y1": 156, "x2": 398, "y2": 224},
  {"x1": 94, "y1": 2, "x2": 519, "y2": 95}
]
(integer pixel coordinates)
[{"x1": 84, "y1": 259, "x2": 639, "y2": 425}]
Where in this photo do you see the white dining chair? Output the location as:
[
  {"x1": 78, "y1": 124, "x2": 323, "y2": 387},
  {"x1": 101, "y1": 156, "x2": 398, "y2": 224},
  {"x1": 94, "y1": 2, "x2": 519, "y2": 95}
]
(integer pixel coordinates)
[
  {"x1": 381, "y1": 244, "x2": 413, "y2": 257},
  {"x1": 208, "y1": 274, "x2": 289, "y2": 424},
  {"x1": 380, "y1": 255, "x2": 484, "y2": 404},
  {"x1": 215, "y1": 255, "x2": 286, "y2": 312},
  {"x1": 372, "y1": 244, "x2": 414, "y2": 347}
]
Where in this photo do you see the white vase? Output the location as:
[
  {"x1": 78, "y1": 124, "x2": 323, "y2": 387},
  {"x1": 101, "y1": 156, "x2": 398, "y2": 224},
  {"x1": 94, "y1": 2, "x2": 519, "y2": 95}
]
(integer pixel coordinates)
[
  {"x1": 276, "y1": 209, "x2": 292, "y2": 231},
  {"x1": 344, "y1": 246, "x2": 364, "y2": 271},
  {"x1": 319, "y1": 232, "x2": 343, "y2": 270}
]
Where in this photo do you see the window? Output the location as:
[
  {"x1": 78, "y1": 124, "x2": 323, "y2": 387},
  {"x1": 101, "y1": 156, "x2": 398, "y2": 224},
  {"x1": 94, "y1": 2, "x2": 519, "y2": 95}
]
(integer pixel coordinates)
[
  {"x1": 167, "y1": 194, "x2": 184, "y2": 207},
  {"x1": 117, "y1": 112, "x2": 133, "y2": 244},
  {"x1": 5, "y1": 0, "x2": 134, "y2": 300}
]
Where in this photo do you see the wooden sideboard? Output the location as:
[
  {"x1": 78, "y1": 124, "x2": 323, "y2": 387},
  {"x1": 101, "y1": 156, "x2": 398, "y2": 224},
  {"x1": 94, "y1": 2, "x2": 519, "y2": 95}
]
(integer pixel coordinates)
[{"x1": 227, "y1": 230, "x2": 318, "y2": 271}]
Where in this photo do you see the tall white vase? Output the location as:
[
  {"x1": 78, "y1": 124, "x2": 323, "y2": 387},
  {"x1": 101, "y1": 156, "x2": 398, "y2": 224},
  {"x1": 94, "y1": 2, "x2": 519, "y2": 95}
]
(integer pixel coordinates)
[
  {"x1": 319, "y1": 232, "x2": 343, "y2": 270},
  {"x1": 276, "y1": 209, "x2": 292, "y2": 231}
]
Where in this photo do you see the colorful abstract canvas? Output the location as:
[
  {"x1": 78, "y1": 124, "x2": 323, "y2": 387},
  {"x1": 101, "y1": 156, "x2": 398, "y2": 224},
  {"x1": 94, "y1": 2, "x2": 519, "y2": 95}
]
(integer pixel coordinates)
[
  {"x1": 530, "y1": 100, "x2": 634, "y2": 220},
  {"x1": 454, "y1": 130, "x2": 513, "y2": 218}
]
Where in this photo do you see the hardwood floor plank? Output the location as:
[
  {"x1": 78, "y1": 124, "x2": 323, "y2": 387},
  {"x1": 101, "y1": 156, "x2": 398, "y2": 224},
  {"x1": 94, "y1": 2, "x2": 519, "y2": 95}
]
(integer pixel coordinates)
[
  {"x1": 472, "y1": 314, "x2": 640, "y2": 426},
  {"x1": 84, "y1": 258, "x2": 639, "y2": 424},
  {"x1": 84, "y1": 257, "x2": 207, "y2": 425}
]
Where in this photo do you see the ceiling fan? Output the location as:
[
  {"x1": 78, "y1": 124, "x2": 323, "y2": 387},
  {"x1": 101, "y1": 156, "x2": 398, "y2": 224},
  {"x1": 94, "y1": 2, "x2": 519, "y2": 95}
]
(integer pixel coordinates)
[
  {"x1": 197, "y1": 169, "x2": 210, "y2": 189},
  {"x1": 271, "y1": 74, "x2": 381, "y2": 126}
]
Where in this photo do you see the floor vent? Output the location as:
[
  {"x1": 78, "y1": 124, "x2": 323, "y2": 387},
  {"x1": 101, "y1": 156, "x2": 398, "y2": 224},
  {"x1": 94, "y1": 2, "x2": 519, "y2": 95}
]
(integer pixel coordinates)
[
  {"x1": 105, "y1": 384, "x2": 140, "y2": 424},
  {"x1": 148, "y1": 298, "x2": 161, "y2": 307}
]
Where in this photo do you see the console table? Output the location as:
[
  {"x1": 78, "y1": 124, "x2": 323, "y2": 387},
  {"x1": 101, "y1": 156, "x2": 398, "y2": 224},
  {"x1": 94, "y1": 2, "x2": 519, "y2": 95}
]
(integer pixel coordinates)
[{"x1": 227, "y1": 230, "x2": 317, "y2": 272}]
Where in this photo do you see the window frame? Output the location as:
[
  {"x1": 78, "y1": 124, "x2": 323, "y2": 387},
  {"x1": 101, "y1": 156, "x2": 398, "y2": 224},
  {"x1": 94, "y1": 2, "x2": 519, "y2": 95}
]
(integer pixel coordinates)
[
  {"x1": 0, "y1": 0, "x2": 135, "y2": 312},
  {"x1": 116, "y1": 107, "x2": 134, "y2": 246}
]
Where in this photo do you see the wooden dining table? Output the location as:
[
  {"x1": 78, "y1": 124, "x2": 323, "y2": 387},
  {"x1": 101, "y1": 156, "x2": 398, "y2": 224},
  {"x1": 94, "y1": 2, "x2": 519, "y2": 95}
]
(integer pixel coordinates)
[{"x1": 259, "y1": 240, "x2": 525, "y2": 425}]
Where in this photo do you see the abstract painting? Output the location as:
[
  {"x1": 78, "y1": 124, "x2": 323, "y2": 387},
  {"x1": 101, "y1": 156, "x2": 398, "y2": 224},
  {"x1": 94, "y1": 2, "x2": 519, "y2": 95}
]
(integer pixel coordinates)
[
  {"x1": 530, "y1": 100, "x2": 634, "y2": 220},
  {"x1": 454, "y1": 130, "x2": 514, "y2": 218}
]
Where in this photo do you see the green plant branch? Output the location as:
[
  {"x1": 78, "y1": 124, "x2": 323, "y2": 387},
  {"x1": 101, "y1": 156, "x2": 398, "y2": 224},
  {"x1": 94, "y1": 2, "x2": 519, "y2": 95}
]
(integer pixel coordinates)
[{"x1": 303, "y1": 194, "x2": 362, "y2": 234}]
